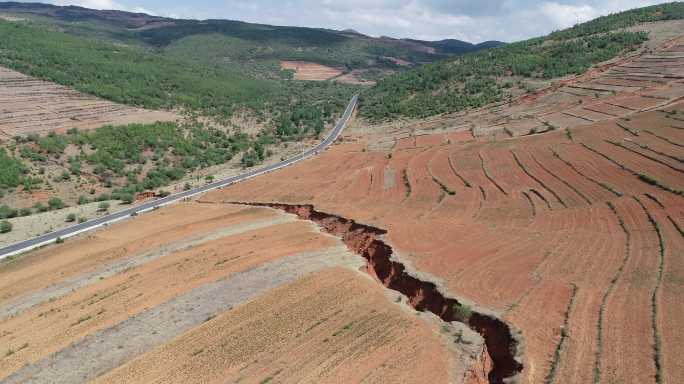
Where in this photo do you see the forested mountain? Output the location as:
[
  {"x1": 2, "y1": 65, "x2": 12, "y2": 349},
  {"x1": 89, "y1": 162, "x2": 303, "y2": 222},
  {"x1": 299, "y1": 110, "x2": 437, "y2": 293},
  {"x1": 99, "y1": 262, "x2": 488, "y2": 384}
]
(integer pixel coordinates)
[{"x1": 0, "y1": 2, "x2": 494, "y2": 68}]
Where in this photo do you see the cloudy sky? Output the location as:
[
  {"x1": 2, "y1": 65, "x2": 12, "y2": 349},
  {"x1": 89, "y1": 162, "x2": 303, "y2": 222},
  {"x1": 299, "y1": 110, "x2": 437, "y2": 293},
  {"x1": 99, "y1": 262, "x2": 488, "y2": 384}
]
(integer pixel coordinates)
[{"x1": 41, "y1": 0, "x2": 669, "y2": 42}]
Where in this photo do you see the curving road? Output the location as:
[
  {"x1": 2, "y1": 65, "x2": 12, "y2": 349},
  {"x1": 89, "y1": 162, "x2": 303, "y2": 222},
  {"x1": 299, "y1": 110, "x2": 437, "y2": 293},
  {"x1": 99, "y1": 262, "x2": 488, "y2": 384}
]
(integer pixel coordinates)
[{"x1": 0, "y1": 95, "x2": 358, "y2": 260}]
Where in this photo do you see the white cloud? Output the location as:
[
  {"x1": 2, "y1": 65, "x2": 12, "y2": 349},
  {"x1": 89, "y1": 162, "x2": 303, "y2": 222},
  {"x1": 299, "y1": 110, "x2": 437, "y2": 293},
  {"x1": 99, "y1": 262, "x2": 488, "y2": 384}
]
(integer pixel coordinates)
[
  {"x1": 19, "y1": 0, "x2": 675, "y2": 42},
  {"x1": 50, "y1": 0, "x2": 156, "y2": 15},
  {"x1": 130, "y1": 6, "x2": 156, "y2": 15},
  {"x1": 540, "y1": 2, "x2": 600, "y2": 29}
]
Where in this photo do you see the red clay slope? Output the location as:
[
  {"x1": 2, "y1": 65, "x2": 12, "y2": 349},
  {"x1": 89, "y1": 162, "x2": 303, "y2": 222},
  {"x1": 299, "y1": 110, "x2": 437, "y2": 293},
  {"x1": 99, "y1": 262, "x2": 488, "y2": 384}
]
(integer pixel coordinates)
[{"x1": 203, "y1": 37, "x2": 684, "y2": 383}]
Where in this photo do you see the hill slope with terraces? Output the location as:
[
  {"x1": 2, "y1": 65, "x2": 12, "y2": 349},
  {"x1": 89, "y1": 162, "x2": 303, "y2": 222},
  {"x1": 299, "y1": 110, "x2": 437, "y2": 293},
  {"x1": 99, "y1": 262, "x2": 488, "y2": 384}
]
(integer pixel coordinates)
[{"x1": 201, "y1": 19, "x2": 684, "y2": 384}]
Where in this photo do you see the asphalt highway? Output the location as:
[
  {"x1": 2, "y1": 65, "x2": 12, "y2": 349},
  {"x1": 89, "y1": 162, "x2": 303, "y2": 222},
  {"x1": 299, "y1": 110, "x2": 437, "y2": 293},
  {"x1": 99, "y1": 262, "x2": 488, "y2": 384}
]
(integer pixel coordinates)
[{"x1": 0, "y1": 95, "x2": 358, "y2": 259}]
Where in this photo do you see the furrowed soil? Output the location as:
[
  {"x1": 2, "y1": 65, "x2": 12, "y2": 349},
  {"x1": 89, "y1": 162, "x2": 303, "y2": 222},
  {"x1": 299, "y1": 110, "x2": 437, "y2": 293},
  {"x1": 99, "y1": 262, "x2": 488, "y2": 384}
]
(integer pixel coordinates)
[
  {"x1": 93, "y1": 267, "x2": 452, "y2": 384},
  {"x1": 0, "y1": 202, "x2": 459, "y2": 383},
  {"x1": 280, "y1": 61, "x2": 344, "y2": 81},
  {"x1": 0, "y1": 66, "x2": 178, "y2": 138},
  {"x1": 202, "y1": 31, "x2": 684, "y2": 384}
]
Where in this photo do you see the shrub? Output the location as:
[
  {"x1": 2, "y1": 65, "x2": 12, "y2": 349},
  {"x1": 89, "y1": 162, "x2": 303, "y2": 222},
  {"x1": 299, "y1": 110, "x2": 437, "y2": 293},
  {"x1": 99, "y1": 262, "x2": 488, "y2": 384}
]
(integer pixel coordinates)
[
  {"x1": 55, "y1": 237, "x2": 64, "y2": 244},
  {"x1": 638, "y1": 173, "x2": 658, "y2": 186},
  {"x1": 48, "y1": 197, "x2": 65, "y2": 210},
  {"x1": 0, "y1": 220, "x2": 12, "y2": 234},
  {"x1": 78, "y1": 217, "x2": 88, "y2": 223},
  {"x1": 120, "y1": 193, "x2": 134, "y2": 204},
  {"x1": 78, "y1": 195, "x2": 89, "y2": 205},
  {"x1": 69, "y1": 160, "x2": 81, "y2": 176},
  {"x1": 453, "y1": 303, "x2": 473, "y2": 323},
  {"x1": 0, "y1": 205, "x2": 18, "y2": 219},
  {"x1": 65, "y1": 213, "x2": 76, "y2": 222},
  {"x1": 34, "y1": 202, "x2": 49, "y2": 212},
  {"x1": 19, "y1": 207, "x2": 32, "y2": 217},
  {"x1": 37, "y1": 134, "x2": 68, "y2": 155},
  {"x1": 98, "y1": 201, "x2": 110, "y2": 212}
]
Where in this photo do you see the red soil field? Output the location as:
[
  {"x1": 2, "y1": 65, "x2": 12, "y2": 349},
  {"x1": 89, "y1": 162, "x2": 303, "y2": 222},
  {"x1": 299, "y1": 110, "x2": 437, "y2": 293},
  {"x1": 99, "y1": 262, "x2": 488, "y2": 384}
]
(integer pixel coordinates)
[
  {"x1": 0, "y1": 203, "x2": 458, "y2": 383},
  {"x1": 204, "y1": 89, "x2": 684, "y2": 384},
  {"x1": 280, "y1": 61, "x2": 343, "y2": 81}
]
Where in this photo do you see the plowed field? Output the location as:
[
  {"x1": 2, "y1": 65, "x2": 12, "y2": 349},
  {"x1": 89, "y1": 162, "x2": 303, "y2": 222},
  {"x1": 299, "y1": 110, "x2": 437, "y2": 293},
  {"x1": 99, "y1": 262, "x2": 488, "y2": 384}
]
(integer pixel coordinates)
[
  {"x1": 201, "y1": 34, "x2": 684, "y2": 383},
  {"x1": 280, "y1": 61, "x2": 343, "y2": 81},
  {"x1": 0, "y1": 66, "x2": 178, "y2": 138},
  {"x1": 0, "y1": 202, "x2": 458, "y2": 383}
]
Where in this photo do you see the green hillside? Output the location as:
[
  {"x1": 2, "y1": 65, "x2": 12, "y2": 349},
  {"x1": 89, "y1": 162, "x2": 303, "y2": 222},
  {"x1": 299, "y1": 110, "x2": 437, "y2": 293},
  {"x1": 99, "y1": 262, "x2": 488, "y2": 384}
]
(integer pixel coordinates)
[
  {"x1": 0, "y1": 2, "x2": 500, "y2": 135},
  {"x1": 360, "y1": 2, "x2": 684, "y2": 122},
  {"x1": 0, "y1": 18, "x2": 355, "y2": 129}
]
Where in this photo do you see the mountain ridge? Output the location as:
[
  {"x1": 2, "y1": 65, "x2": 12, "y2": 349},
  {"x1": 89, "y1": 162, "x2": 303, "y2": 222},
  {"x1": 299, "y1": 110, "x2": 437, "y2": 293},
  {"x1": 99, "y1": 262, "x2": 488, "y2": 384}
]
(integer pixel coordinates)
[{"x1": 0, "y1": 2, "x2": 502, "y2": 57}]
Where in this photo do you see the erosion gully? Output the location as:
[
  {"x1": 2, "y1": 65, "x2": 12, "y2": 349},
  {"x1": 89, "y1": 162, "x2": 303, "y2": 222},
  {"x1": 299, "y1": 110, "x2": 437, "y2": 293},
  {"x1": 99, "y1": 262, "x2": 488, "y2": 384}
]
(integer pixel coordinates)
[{"x1": 232, "y1": 202, "x2": 523, "y2": 383}]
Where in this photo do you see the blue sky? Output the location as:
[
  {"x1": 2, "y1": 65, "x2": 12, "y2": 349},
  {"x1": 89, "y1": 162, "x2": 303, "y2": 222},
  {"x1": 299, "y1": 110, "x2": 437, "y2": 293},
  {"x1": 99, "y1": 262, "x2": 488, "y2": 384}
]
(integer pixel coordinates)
[{"x1": 38, "y1": 0, "x2": 669, "y2": 42}]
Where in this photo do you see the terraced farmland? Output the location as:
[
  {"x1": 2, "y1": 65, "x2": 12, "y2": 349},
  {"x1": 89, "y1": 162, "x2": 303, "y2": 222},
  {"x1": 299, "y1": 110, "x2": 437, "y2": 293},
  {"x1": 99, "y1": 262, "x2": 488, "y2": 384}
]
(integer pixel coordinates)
[
  {"x1": 0, "y1": 66, "x2": 178, "y2": 139},
  {"x1": 200, "y1": 33, "x2": 684, "y2": 384}
]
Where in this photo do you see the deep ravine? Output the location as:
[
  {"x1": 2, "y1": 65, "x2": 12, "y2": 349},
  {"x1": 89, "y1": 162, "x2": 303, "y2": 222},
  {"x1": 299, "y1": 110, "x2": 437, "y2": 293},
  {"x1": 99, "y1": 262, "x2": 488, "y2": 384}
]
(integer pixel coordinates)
[{"x1": 230, "y1": 202, "x2": 524, "y2": 384}]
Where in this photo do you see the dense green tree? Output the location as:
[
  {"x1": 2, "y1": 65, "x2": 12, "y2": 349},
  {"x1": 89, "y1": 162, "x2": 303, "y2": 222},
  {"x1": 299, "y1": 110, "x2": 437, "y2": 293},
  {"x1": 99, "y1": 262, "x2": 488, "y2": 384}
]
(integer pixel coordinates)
[{"x1": 0, "y1": 149, "x2": 26, "y2": 189}]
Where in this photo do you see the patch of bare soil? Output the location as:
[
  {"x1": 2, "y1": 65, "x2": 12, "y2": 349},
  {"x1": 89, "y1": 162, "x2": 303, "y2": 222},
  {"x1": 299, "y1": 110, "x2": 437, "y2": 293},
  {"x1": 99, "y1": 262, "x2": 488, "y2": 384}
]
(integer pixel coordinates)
[
  {"x1": 93, "y1": 268, "x2": 454, "y2": 384},
  {"x1": 280, "y1": 61, "x2": 344, "y2": 81},
  {"x1": 336, "y1": 69, "x2": 378, "y2": 85},
  {"x1": 0, "y1": 13, "x2": 25, "y2": 21},
  {"x1": 0, "y1": 202, "x2": 456, "y2": 383},
  {"x1": 0, "y1": 66, "x2": 179, "y2": 138}
]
